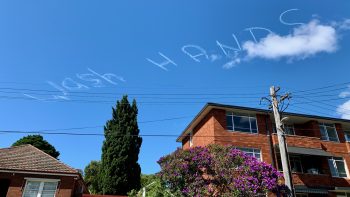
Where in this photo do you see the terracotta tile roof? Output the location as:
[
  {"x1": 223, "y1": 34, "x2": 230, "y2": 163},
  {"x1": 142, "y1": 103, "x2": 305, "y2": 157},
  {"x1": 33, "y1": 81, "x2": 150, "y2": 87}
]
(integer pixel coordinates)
[{"x1": 0, "y1": 144, "x2": 78, "y2": 174}]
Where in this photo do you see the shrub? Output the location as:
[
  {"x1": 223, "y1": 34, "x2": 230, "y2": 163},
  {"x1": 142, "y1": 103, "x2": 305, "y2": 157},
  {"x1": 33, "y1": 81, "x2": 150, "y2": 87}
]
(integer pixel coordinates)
[{"x1": 158, "y1": 144, "x2": 281, "y2": 196}]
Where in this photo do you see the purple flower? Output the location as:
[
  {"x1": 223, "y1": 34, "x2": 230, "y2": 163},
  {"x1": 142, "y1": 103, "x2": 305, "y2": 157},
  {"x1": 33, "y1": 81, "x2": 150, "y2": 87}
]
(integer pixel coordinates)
[{"x1": 158, "y1": 144, "x2": 281, "y2": 196}]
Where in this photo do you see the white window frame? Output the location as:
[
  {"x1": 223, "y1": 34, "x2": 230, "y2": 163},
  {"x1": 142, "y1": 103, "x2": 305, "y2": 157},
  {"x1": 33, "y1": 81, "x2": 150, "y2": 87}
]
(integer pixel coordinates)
[
  {"x1": 236, "y1": 147, "x2": 262, "y2": 161},
  {"x1": 189, "y1": 131, "x2": 193, "y2": 147},
  {"x1": 226, "y1": 112, "x2": 259, "y2": 134},
  {"x1": 319, "y1": 123, "x2": 339, "y2": 142},
  {"x1": 345, "y1": 131, "x2": 350, "y2": 142},
  {"x1": 328, "y1": 157, "x2": 348, "y2": 178},
  {"x1": 22, "y1": 178, "x2": 59, "y2": 197}
]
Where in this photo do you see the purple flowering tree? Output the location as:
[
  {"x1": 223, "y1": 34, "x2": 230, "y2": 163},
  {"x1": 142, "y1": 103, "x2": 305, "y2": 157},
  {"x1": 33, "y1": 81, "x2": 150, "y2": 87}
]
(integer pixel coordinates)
[{"x1": 157, "y1": 144, "x2": 281, "y2": 196}]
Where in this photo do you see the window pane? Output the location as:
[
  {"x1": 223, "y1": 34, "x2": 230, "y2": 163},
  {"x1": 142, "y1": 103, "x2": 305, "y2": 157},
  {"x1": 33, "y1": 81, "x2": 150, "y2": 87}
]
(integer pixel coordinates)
[
  {"x1": 237, "y1": 148, "x2": 261, "y2": 160},
  {"x1": 23, "y1": 181, "x2": 40, "y2": 197},
  {"x1": 250, "y1": 117, "x2": 258, "y2": 133},
  {"x1": 328, "y1": 159, "x2": 338, "y2": 177},
  {"x1": 255, "y1": 153, "x2": 261, "y2": 161},
  {"x1": 233, "y1": 116, "x2": 251, "y2": 132},
  {"x1": 41, "y1": 191, "x2": 56, "y2": 197},
  {"x1": 226, "y1": 115, "x2": 233, "y2": 130},
  {"x1": 43, "y1": 182, "x2": 58, "y2": 190},
  {"x1": 238, "y1": 148, "x2": 250, "y2": 152},
  {"x1": 336, "y1": 161, "x2": 347, "y2": 177},
  {"x1": 345, "y1": 133, "x2": 350, "y2": 142},
  {"x1": 320, "y1": 126, "x2": 328, "y2": 140},
  {"x1": 327, "y1": 127, "x2": 339, "y2": 142},
  {"x1": 26, "y1": 181, "x2": 40, "y2": 190},
  {"x1": 284, "y1": 125, "x2": 295, "y2": 135},
  {"x1": 290, "y1": 156, "x2": 302, "y2": 173},
  {"x1": 23, "y1": 190, "x2": 39, "y2": 197}
]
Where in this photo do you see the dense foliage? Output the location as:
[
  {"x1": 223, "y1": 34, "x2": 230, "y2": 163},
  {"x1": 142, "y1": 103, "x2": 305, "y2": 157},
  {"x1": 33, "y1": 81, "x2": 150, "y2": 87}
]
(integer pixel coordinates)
[
  {"x1": 12, "y1": 134, "x2": 60, "y2": 159},
  {"x1": 158, "y1": 144, "x2": 281, "y2": 196},
  {"x1": 128, "y1": 174, "x2": 173, "y2": 197},
  {"x1": 100, "y1": 95, "x2": 142, "y2": 195},
  {"x1": 84, "y1": 161, "x2": 102, "y2": 194}
]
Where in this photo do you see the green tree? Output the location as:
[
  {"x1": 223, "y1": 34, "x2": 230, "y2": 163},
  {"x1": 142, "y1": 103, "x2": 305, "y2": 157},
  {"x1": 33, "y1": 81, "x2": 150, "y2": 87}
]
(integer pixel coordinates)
[
  {"x1": 12, "y1": 135, "x2": 60, "y2": 159},
  {"x1": 101, "y1": 95, "x2": 142, "y2": 195},
  {"x1": 128, "y1": 174, "x2": 174, "y2": 197},
  {"x1": 84, "y1": 161, "x2": 102, "y2": 194}
]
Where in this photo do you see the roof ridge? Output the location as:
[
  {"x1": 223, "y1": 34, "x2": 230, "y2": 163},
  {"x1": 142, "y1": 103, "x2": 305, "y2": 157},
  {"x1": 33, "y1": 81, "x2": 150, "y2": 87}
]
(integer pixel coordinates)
[{"x1": 0, "y1": 144, "x2": 32, "y2": 150}]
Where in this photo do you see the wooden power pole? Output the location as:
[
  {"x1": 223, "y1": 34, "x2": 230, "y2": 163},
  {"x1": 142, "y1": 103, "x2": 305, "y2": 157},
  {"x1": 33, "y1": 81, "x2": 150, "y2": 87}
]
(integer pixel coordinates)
[{"x1": 270, "y1": 86, "x2": 295, "y2": 196}]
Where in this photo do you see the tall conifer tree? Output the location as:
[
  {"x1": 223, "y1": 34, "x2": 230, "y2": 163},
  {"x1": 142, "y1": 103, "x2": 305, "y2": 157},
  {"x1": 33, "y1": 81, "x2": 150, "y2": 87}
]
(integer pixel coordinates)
[{"x1": 100, "y1": 95, "x2": 142, "y2": 195}]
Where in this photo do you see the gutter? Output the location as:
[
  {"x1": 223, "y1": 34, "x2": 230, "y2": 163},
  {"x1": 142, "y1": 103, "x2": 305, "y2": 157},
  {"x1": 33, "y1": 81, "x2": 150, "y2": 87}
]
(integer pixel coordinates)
[
  {"x1": 177, "y1": 102, "x2": 350, "y2": 143},
  {"x1": 0, "y1": 169, "x2": 79, "y2": 177}
]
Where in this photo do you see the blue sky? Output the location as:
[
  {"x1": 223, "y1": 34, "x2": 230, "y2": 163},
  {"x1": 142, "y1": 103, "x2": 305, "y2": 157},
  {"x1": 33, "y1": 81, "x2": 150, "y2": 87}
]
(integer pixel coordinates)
[{"x1": 0, "y1": 1, "x2": 350, "y2": 174}]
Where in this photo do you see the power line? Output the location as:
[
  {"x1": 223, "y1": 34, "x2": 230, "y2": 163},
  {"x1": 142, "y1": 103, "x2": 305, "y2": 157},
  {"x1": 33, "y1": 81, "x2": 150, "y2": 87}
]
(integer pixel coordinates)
[
  {"x1": 0, "y1": 116, "x2": 194, "y2": 133},
  {"x1": 0, "y1": 90, "x2": 262, "y2": 99},
  {"x1": 292, "y1": 97, "x2": 349, "y2": 105},
  {"x1": 292, "y1": 96, "x2": 350, "y2": 115},
  {"x1": 0, "y1": 95, "x2": 263, "y2": 105},
  {"x1": 292, "y1": 87, "x2": 349, "y2": 96},
  {"x1": 288, "y1": 105, "x2": 336, "y2": 117},
  {"x1": 0, "y1": 130, "x2": 177, "y2": 137},
  {"x1": 291, "y1": 81, "x2": 350, "y2": 94},
  {"x1": 0, "y1": 87, "x2": 266, "y2": 96}
]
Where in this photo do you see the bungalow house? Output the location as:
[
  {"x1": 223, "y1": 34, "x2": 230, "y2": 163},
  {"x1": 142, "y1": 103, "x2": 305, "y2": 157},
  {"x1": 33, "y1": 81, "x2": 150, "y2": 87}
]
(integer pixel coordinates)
[{"x1": 0, "y1": 144, "x2": 88, "y2": 197}]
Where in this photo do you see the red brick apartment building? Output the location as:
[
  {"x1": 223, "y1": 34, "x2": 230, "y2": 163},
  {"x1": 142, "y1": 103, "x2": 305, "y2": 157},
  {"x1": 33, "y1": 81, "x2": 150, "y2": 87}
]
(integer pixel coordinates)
[
  {"x1": 177, "y1": 103, "x2": 350, "y2": 197},
  {"x1": 0, "y1": 144, "x2": 88, "y2": 197}
]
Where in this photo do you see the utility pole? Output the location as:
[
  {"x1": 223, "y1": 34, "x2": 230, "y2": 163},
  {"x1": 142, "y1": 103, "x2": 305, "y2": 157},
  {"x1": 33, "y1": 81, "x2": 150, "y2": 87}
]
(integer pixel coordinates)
[{"x1": 270, "y1": 86, "x2": 295, "y2": 196}]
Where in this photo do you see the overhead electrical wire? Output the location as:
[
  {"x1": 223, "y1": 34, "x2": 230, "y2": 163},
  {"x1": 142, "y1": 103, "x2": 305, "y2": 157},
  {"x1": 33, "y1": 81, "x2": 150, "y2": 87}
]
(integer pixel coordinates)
[{"x1": 291, "y1": 81, "x2": 350, "y2": 94}]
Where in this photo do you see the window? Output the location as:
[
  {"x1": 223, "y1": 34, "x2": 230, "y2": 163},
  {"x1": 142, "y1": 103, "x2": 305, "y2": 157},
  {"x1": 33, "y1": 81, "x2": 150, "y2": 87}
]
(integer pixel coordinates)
[
  {"x1": 226, "y1": 112, "x2": 258, "y2": 133},
  {"x1": 345, "y1": 131, "x2": 350, "y2": 142},
  {"x1": 23, "y1": 179, "x2": 58, "y2": 197},
  {"x1": 319, "y1": 123, "x2": 339, "y2": 142},
  {"x1": 189, "y1": 132, "x2": 193, "y2": 147},
  {"x1": 328, "y1": 157, "x2": 347, "y2": 178},
  {"x1": 283, "y1": 124, "x2": 295, "y2": 135},
  {"x1": 290, "y1": 156, "x2": 303, "y2": 173},
  {"x1": 236, "y1": 147, "x2": 261, "y2": 161}
]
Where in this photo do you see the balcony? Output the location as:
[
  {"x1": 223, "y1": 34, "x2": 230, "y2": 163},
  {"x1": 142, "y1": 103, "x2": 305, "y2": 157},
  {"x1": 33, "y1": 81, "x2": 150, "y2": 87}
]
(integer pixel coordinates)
[
  {"x1": 276, "y1": 152, "x2": 350, "y2": 189},
  {"x1": 272, "y1": 133, "x2": 323, "y2": 149},
  {"x1": 272, "y1": 133, "x2": 348, "y2": 154}
]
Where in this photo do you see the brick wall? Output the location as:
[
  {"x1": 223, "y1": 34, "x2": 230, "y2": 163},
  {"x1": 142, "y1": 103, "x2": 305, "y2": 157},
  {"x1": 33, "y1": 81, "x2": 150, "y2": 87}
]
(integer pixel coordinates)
[
  {"x1": 181, "y1": 107, "x2": 350, "y2": 195},
  {"x1": 186, "y1": 109, "x2": 274, "y2": 164},
  {"x1": 184, "y1": 109, "x2": 216, "y2": 149},
  {"x1": 0, "y1": 172, "x2": 78, "y2": 197}
]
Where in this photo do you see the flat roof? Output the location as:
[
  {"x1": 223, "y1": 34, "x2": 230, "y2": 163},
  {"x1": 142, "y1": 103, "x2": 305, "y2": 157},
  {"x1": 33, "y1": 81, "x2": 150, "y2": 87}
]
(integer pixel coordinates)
[{"x1": 176, "y1": 102, "x2": 350, "y2": 142}]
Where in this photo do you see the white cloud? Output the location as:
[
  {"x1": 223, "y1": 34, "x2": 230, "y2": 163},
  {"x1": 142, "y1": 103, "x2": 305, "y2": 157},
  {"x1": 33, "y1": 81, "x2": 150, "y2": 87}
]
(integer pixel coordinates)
[
  {"x1": 210, "y1": 54, "x2": 222, "y2": 62},
  {"x1": 332, "y1": 19, "x2": 350, "y2": 30},
  {"x1": 338, "y1": 86, "x2": 350, "y2": 119},
  {"x1": 223, "y1": 58, "x2": 241, "y2": 69},
  {"x1": 340, "y1": 19, "x2": 350, "y2": 30},
  {"x1": 339, "y1": 91, "x2": 350, "y2": 98},
  {"x1": 242, "y1": 20, "x2": 338, "y2": 60},
  {"x1": 337, "y1": 100, "x2": 350, "y2": 119}
]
